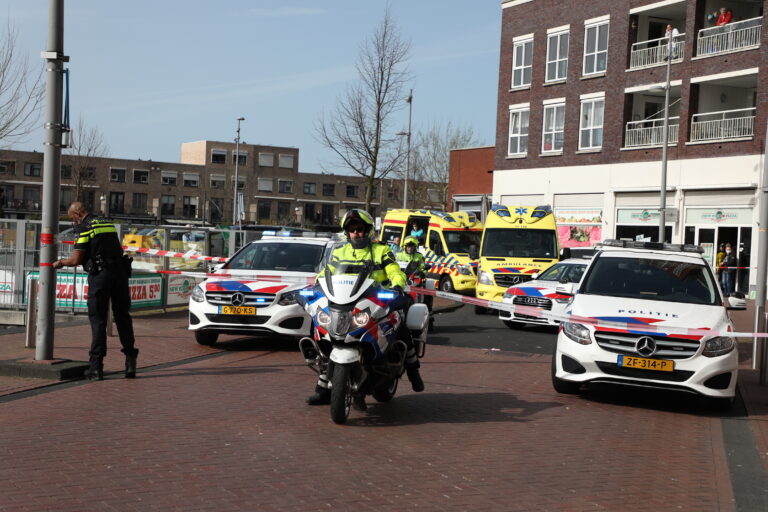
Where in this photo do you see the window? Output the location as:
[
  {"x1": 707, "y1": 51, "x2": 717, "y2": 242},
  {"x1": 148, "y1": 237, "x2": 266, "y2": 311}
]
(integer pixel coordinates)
[
  {"x1": 232, "y1": 152, "x2": 247, "y2": 166},
  {"x1": 257, "y1": 178, "x2": 273, "y2": 192},
  {"x1": 542, "y1": 102, "x2": 565, "y2": 153},
  {"x1": 258, "y1": 199, "x2": 271, "y2": 221},
  {"x1": 161, "y1": 195, "x2": 175, "y2": 216},
  {"x1": 210, "y1": 197, "x2": 224, "y2": 222},
  {"x1": 278, "y1": 154, "x2": 294, "y2": 169},
  {"x1": 133, "y1": 169, "x2": 149, "y2": 184},
  {"x1": 59, "y1": 188, "x2": 72, "y2": 211},
  {"x1": 161, "y1": 171, "x2": 178, "y2": 186},
  {"x1": 583, "y1": 21, "x2": 609, "y2": 75},
  {"x1": 278, "y1": 180, "x2": 293, "y2": 193},
  {"x1": 109, "y1": 192, "x2": 125, "y2": 214},
  {"x1": 1, "y1": 185, "x2": 15, "y2": 207},
  {"x1": 546, "y1": 31, "x2": 569, "y2": 82},
  {"x1": 182, "y1": 196, "x2": 198, "y2": 217},
  {"x1": 387, "y1": 188, "x2": 398, "y2": 199},
  {"x1": 303, "y1": 182, "x2": 316, "y2": 195},
  {"x1": 346, "y1": 185, "x2": 358, "y2": 198},
  {"x1": 23, "y1": 187, "x2": 41, "y2": 209},
  {"x1": 183, "y1": 173, "x2": 199, "y2": 187},
  {"x1": 0, "y1": 161, "x2": 15, "y2": 175},
  {"x1": 579, "y1": 97, "x2": 604, "y2": 150},
  {"x1": 60, "y1": 164, "x2": 72, "y2": 179},
  {"x1": 132, "y1": 192, "x2": 148, "y2": 211},
  {"x1": 258, "y1": 152, "x2": 274, "y2": 167},
  {"x1": 322, "y1": 183, "x2": 335, "y2": 196},
  {"x1": 211, "y1": 150, "x2": 226, "y2": 164},
  {"x1": 210, "y1": 174, "x2": 225, "y2": 189},
  {"x1": 277, "y1": 201, "x2": 291, "y2": 221},
  {"x1": 428, "y1": 231, "x2": 444, "y2": 256},
  {"x1": 231, "y1": 176, "x2": 245, "y2": 190},
  {"x1": 511, "y1": 37, "x2": 533, "y2": 88},
  {"x1": 83, "y1": 167, "x2": 96, "y2": 179},
  {"x1": 24, "y1": 162, "x2": 41, "y2": 177},
  {"x1": 303, "y1": 202, "x2": 319, "y2": 223},
  {"x1": 321, "y1": 204, "x2": 335, "y2": 224},
  {"x1": 110, "y1": 168, "x2": 126, "y2": 183},
  {"x1": 508, "y1": 107, "x2": 530, "y2": 156}
]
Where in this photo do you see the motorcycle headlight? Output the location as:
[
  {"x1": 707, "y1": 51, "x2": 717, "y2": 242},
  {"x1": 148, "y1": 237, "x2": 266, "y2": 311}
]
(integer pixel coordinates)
[
  {"x1": 478, "y1": 270, "x2": 494, "y2": 286},
  {"x1": 191, "y1": 284, "x2": 205, "y2": 303},
  {"x1": 562, "y1": 322, "x2": 591, "y2": 345},
  {"x1": 352, "y1": 311, "x2": 370, "y2": 327},
  {"x1": 316, "y1": 310, "x2": 331, "y2": 328},
  {"x1": 702, "y1": 336, "x2": 735, "y2": 357},
  {"x1": 457, "y1": 264, "x2": 473, "y2": 276},
  {"x1": 277, "y1": 291, "x2": 298, "y2": 306}
]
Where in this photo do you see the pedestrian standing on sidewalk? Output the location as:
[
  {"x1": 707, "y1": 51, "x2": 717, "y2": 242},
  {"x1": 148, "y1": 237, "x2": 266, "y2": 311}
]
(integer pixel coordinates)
[
  {"x1": 53, "y1": 202, "x2": 138, "y2": 380},
  {"x1": 721, "y1": 242, "x2": 737, "y2": 295},
  {"x1": 716, "y1": 243, "x2": 725, "y2": 285}
]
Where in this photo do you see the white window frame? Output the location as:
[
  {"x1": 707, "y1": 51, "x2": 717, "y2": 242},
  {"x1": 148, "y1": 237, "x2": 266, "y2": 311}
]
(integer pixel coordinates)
[
  {"x1": 132, "y1": 169, "x2": 149, "y2": 184},
  {"x1": 545, "y1": 30, "x2": 569, "y2": 82},
  {"x1": 511, "y1": 36, "x2": 534, "y2": 89},
  {"x1": 278, "y1": 154, "x2": 294, "y2": 169},
  {"x1": 257, "y1": 177, "x2": 273, "y2": 192},
  {"x1": 211, "y1": 149, "x2": 227, "y2": 164},
  {"x1": 278, "y1": 179, "x2": 294, "y2": 193},
  {"x1": 542, "y1": 102, "x2": 566, "y2": 153},
  {"x1": 232, "y1": 151, "x2": 247, "y2": 166},
  {"x1": 583, "y1": 20, "x2": 609, "y2": 76},
  {"x1": 579, "y1": 96, "x2": 605, "y2": 150},
  {"x1": 230, "y1": 175, "x2": 246, "y2": 190},
  {"x1": 258, "y1": 152, "x2": 274, "y2": 167},
  {"x1": 183, "y1": 173, "x2": 199, "y2": 187},
  {"x1": 161, "y1": 170, "x2": 178, "y2": 186},
  {"x1": 507, "y1": 106, "x2": 530, "y2": 156},
  {"x1": 209, "y1": 174, "x2": 225, "y2": 189},
  {"x1": 110, "y1": 167, "x2": 126, "y2": 183}
]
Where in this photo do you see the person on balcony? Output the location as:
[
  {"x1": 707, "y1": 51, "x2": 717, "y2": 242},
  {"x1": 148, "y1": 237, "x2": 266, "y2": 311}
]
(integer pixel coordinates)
[
  {"x1": 664, "y1": 24, "x2": 680, "y2": 59},
  {"x1": 716, "y1": 7, "x2": 733, "y2": 26}
]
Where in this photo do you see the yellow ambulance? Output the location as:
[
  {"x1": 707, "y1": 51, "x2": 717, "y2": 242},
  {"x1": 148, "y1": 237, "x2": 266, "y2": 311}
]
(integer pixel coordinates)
[
  {"x1": 379, "y1": 209, "x2": 482, "y2": 294},
  {"x1": 475, "y1": 204, "x2": 561, "y2": 303}
]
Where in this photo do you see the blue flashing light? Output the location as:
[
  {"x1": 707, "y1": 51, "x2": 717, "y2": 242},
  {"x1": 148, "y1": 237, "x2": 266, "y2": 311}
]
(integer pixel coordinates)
[
  {"x1": 377, "y1": 291, "x2": 396, "y2": 300},
  {"x1": 299, "y1": 289, "x2": 316, "y2": 297},
  {"x1": 255, "y1": 298, "x2": 268, "y2": 303}
]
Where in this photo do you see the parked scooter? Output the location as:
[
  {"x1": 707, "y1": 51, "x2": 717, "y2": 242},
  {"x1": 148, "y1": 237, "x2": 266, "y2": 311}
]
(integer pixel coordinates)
[{"x1": 298, "y1": 261, "x2": 429, "y2": 424}]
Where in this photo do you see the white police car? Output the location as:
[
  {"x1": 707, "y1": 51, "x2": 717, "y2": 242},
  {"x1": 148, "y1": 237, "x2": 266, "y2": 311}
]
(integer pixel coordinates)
[
  {"x1": 498, "y1": 258, "x2": 589, "y2": 328},
  {"x1": 188, "y1": 232, "x2": 337, "y2": 345},
  {"x1": 552, "y1": 240, "x2": 745, "y2": 408}
]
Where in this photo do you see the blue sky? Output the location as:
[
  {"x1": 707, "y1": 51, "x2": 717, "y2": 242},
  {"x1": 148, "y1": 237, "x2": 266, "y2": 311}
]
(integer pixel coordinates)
[{"x1": 6, "y1": 1, "x2": 500, "y2": 173}]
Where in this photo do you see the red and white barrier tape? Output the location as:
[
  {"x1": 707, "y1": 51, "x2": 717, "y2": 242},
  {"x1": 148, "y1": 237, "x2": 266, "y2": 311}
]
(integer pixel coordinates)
[{"x1": 123, "y1": 246, "x2": 228, "y2": 263}]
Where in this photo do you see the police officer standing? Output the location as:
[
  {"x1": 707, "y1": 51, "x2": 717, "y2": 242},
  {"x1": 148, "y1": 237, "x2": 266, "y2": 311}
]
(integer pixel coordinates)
[{"x1": 53, "y1": 202, "x2": 138, "y2": 380}]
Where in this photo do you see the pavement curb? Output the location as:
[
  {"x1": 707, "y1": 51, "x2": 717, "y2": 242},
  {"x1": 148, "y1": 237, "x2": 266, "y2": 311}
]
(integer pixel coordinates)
[{"x1": 0, "y1": 358, "x2": 89, "y2": 380}]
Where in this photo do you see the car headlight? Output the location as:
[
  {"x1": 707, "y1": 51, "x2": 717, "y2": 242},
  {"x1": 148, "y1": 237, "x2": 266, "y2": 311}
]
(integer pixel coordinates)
[
  {"x1": 457, "y1": 264, "x2": 473, "y2": 276},
  {"x1": 352, "y1": 311, "x2": 370, "y2": 327},
  {"x1": 562, "y1": 322, "x2": 591, "y2": 345},
  {"x1": 277, "y1": 291, "x2": 298, "y2": 306},
  {"x1": 191, "y1": 284, "x2": 205, "y2": 303},
  {"x1": 554, "y1": 297, "x2": 572, "y2": 304},
  {"x1": 702, "y1": 336, "x2": 735, "y2": 357},
  {"x1": 502, "y1": 289, "x2": 514, "y2": 299},
  {"x1": 478, "y1": 270, "x2": 494, "y2": 286},
  {"x1": 316, "y1": 310, "x2": 331, "y2": 328}
]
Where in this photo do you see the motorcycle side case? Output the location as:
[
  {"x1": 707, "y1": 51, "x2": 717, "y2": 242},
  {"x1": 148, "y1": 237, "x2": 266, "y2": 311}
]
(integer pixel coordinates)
[{"x1": 406, "y1": 303, "x2": 429, "y2": 332}]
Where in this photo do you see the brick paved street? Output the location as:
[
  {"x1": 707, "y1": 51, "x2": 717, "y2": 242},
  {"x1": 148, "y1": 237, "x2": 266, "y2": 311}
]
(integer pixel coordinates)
[{"x1": 1, "y1": 305, "x2": 766, "y2": 511}]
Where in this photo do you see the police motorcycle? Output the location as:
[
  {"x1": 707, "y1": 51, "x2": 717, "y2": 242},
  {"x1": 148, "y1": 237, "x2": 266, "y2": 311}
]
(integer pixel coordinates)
[
  {"x1": 297, "y1": 260, "x2": 429, "y2": 424},
  {"x1": 399, "y1": 259, "x2": 435, "y2": 332}
]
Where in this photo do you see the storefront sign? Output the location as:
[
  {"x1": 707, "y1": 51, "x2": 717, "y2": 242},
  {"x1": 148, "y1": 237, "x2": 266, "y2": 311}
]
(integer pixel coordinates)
[
  {"x1": 616, "y1": 208, "x2": 660, "y2": 224},
  {"x1": 554, "y1": 208, "x2": 602, "y2": 225},
  {"x1": 25, "y1": 272, "x2": 163, "y2": 309},
  {"x1": 166, "y1": 275, "x2": 203, "y2": 306},
  {"x1": 554, "y1": 209, "x2": 603, "y2": 248},
  {"x1": 685, "y1": 208, "x2": 752, "y2": 225}
]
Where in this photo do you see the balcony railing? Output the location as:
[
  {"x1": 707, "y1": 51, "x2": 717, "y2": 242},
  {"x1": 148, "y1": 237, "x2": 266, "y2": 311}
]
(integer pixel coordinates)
[
  {"x1": 630, "y1": 34, "x2": 685, "y2": 69},
  {"x1": 697, "y1": 17, "x2": 762, "y2": 56},
  {"x1": 625, "y1": 117, "x2": 680, "y2": 148},
  {"x1": 690, "y1": 107, "x2": 756, "y2": 142}
]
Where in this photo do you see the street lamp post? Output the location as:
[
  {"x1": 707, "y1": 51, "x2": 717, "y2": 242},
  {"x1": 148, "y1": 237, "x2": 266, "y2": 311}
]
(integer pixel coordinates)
[
  {"x1": 397, "y1": 89, "x2": 413, "y2": 209},
  {"x1": 658, "y1": 36, "x2": 673, "y2": 243},
  {"x1": 233, "y1": 117, "x2": 244, "y2": 227}
]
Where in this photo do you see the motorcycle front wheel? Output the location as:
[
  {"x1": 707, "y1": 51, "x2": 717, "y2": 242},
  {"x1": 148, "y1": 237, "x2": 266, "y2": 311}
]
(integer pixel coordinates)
[
  {"x1": 330, "y1": 363, "x2": 353, "y2": 424},
  {"x1": 373, "y1": 378, "x2": 399, "y2": 403}
]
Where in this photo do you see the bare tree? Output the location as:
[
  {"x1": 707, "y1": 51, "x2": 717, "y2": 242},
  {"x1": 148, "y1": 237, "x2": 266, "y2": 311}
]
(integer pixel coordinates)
[
  {"x1": 410, "y1": 121, "x2": 479, "y2": 210},
  {"x1": 315, "y1": 9, "x2": 411, "y2": 211},
  {"x1": 66, "y1": 117, "x2": 109, "y2": 203},
  {"x1": 0, "y1": 22, "x2": 44, "y2": 145}
]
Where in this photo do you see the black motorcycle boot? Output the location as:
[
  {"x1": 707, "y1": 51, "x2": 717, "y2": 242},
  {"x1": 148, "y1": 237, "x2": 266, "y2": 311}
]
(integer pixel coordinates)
[
  {"x1": 352, "y1": 395, "x2": 367, "y2": 411},
  {"x1": 125, "y1": 356, "x2": 137, "y2": 379},
  {"x1": 306, "y1": 386, "x2": 331, "y2": 405},
  {"x1": 83, "y1": 363, "x2": 104, "y2": 381},
  {"x1": 406, "y1": 365, "x2": 424, "y2": 392}
]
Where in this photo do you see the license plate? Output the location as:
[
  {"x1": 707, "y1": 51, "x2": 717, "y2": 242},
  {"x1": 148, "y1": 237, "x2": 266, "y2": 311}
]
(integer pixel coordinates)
[
  {"x1": 219, "y1": 305, "x2": 256, "y2": 315},
  {"x1": 617, "y1": 355, "x2": 674, "y2": 372}
]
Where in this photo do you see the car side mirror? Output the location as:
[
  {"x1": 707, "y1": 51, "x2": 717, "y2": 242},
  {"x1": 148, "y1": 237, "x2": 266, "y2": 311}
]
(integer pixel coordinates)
[
  {"x1": 531, "y1": 272, "x2": 539, "y2": 280},
  {"x1": 555, "y1": 282, "x2": 576, "y2": 296},
  {"x1": 726, "y1": 292, "x2": 747, "y2": 310},
  {"x1": 559, "y1": 247, "x2": 571, "y2": 261}
]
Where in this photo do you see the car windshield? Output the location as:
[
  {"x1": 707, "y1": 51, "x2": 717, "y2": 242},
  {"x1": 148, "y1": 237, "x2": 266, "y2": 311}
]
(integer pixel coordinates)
[
  {"x1": 537, "y1": 263, "x2": 586, "y2": 283},
  {"x1": 444, "y1": 230, "x2": 481, "y2": 255},
  {"x1": 227, "y1": 242, "x2": 325, "y2": 272},
  {"x1": 481, "y1": 228, "x2": 557, "y2": 258},
  {"x1": 580, "y1": 256, "x2": 720, "y2": 305}
]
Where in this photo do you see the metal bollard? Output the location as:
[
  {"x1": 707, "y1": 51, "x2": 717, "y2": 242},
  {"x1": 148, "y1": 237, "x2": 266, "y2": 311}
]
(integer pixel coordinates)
[{"x1": 25, "y1": 278, "x2": 37, "y2": 348}]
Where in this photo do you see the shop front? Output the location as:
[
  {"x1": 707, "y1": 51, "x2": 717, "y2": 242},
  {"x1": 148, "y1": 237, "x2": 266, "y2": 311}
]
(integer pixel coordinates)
[{"x1": 615, "y1": 208, "x2": 672, "y2": 243}]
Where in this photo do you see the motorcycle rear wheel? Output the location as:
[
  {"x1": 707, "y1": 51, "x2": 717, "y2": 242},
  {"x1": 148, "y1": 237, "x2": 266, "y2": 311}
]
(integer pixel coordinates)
[
  {"x1": 373, "y1": 378, "x2": 399, "y2": 403},
  {"x1": 330, "y1": 364, "x2": 353, "y2": 424}
]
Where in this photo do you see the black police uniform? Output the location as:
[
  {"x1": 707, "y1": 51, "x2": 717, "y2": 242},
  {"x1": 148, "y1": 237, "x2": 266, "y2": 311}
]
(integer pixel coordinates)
[{"x1": 74, "y1": 214, "x2": 138, "y2": 372}]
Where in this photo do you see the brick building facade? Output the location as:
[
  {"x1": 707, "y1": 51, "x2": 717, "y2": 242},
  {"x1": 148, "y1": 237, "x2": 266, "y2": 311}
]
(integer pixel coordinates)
[{"x1": 447, "y1": 146, "x2": 495, "y2": 221}]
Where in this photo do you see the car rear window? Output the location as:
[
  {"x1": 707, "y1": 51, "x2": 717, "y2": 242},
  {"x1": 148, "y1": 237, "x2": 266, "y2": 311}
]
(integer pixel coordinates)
[
  {"x1": 580, "y1": 256, "x2": 720, "y2": 306},
  {"x1": 228, "y1": 243, "x2": 325, "y2": 272}
]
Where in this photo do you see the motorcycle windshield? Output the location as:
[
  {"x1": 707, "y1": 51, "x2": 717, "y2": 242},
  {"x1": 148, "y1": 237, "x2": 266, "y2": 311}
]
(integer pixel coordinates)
[{"x1": 320, "y1": 260, "x2": 376, "y2": 305}]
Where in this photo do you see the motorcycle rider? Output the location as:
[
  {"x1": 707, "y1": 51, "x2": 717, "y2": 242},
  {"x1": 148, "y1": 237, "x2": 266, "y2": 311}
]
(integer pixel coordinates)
[
  {"x1": 395, "y1": 236, "x2": 425, "y2": 271},
  {"x1": 306, "y1": 209, "x2": 425, "y2": 406}
]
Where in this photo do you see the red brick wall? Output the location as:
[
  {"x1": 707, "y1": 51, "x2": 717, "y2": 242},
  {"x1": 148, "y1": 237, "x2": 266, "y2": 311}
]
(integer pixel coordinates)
[{"x1": 448, "y1": 146, "x2": 495, "y2": 201}]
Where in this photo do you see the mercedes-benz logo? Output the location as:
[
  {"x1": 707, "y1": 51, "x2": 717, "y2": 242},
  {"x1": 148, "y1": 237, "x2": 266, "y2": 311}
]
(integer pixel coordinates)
[
  {"x1": 510, "y1": 276, "x2": 522, "y2": 284},
  {"x1": 635, "y1": 336, "x2": 657, "y2": 357},
  {"x1": 230, "y1": 292, "x2": 245, "y2": 307}
]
